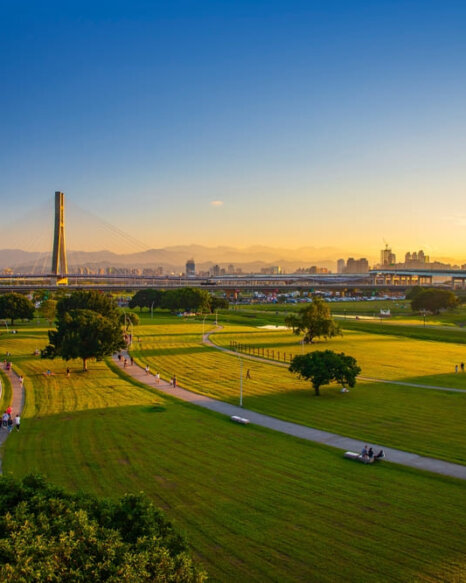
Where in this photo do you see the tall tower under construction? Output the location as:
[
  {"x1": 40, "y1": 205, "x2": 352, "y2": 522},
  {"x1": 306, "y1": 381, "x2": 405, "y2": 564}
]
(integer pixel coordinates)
[{"x1": 51, "y1": 191, "x2": 68, "y2": 282}]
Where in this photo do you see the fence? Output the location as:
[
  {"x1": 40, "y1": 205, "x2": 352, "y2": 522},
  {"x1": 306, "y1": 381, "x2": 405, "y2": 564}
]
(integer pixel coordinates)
[{"x1": 229, "y1": 340, "x2": 295, "y2": 363}]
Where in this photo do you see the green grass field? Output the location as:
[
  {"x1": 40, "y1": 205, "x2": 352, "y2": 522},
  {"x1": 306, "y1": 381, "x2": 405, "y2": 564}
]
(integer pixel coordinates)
[
  {"x1": 1, "y1": 319, "x2": 466, "y2": 581},
  {"x1": 127, "y1": 314, "x2": 466, "y2": 464}
]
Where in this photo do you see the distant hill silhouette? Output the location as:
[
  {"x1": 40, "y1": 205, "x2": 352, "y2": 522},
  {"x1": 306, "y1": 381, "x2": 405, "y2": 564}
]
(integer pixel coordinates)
[{"x1": 1, "y1": 244, "x2": 376, "y2": 273}]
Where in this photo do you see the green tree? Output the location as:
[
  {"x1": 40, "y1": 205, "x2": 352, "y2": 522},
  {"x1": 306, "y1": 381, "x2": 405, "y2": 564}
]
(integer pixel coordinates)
[
  {"x1": 0, "y1": 474, "x2": 206, "y2": 582},
  {"x1": 411, "y1": 288, "x2": 458, "y2": 314},
  {"x1": 285, "y1": 297, "x2": 341, "y2": 344},
  {"x1": 289, "y1": 350, "x2": 361, "y2": 396},
  {"x1": 0, "y1": 293, "x2": 35, "y2": 325},
  {"x1": 162, "y1": 288, "x2": 211, "y2": 313},
  {"x1": 42, "y1": 291, "x2": 126, "y2": 371},
  {"x1": 405, "y1": 286, "x2": 424, "y2": 301},
  {"x1": 209, "y1": 296, "x2": 229, "y2": 312},
  {"x1": 38, "y1": 299, "x2": 57, "y2": 324},
  {"x1": 129, "y1": 289, "x2": 164, "y2": 311},
  {"x1": 56, "y1": 290, "x2": 119, "y2": 319}
]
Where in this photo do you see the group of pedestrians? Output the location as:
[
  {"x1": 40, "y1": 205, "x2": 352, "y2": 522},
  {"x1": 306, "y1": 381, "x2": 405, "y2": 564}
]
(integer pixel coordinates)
[
  {"x1": 454, "y1": 362, "x2": 464, "y2": 373},
  {"x1": 1, "y1": 409, "x2": 20, "y2": 432},
  {"x1": 360, "y1": 444, "x2": 384, "y2": 462}
]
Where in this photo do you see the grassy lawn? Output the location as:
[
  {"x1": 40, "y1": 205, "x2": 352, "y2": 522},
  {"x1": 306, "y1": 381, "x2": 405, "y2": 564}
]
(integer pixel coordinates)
[
  {"x1": 237, "y1": 300, "x2": 466, "y2": 327},
  {"x1": 127, "y1": 315, "x2": 466, "y2": 464},
  {"x1": 1, "y1": 320, "x2": 466, "y2": 581},
  {"x1": 2, "y1": 365, "x2": 465, "y2": 582},
  {"x1": 212, "y1": 324, "x2": 466, "y2": 384}
]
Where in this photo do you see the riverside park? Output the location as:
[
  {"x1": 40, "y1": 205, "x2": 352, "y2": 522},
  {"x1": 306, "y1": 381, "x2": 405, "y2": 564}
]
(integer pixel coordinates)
[{"x1": 1, "y1": 296, "x2": 465, "y2": 582}]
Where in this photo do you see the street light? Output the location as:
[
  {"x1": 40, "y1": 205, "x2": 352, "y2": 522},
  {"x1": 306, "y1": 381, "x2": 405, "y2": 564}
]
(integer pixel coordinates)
[
  {"x1": 123, "y1": 311, "x2": 133, "y2": 347},
  {"x1": 233, "y1": 346, "x2": 244, "y2": 407},
  {"x1": 202, "y1": 314, "x2": 208, "y2": 340},
  {"x1": 150, "y1": 301, "x2": 155, "y2": 319}
]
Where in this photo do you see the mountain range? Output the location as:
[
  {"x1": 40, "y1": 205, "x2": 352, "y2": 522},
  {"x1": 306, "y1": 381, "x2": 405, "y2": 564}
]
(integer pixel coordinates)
[{"x1": 0, "y1": 245, "x2": 369, "y2": 273}]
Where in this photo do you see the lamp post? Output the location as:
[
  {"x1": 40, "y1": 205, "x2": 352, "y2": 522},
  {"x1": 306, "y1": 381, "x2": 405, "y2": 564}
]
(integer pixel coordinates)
[
  {"x1": 123, "y1": 311, "x2": 133, "y2": 347},
  {"x1": 202, "y1": 314, "x2": 208, "y2": 340},
  {"x1": 234, "y1": 346, "x2": 244, "y2": 407},
  {"x1": 150, "y1": 301, "x2": 155, "y2": 319}
]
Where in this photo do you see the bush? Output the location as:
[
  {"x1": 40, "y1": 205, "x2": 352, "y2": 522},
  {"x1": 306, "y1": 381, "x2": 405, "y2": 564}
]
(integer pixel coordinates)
[{"x1": 0, "y1": 474, "x2": 206, "y2": 582}]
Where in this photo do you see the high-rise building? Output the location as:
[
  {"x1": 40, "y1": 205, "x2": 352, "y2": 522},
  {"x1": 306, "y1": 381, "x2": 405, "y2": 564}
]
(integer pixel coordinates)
[
  {"x1": 380, "y1": 245, "x2": 396, "y2": 266},
  {"x1": 337, "y1": 258, "x2": 345, "y2": 273},
  {"x1": 186, "y1": 258, "x2": 196, "y2": 276},
  {"x1": 404, "y1": 250, "x2": 430, "y2": 266},
  {"x1": 345, "y1": 258, "x2": 369, "y2": 274}
]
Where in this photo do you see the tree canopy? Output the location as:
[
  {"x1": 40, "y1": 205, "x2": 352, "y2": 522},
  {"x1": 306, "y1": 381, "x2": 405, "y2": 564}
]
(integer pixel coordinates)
[
  {"x1": 161, "y1": 288, "x2": 211, "y2": 313},
  {"x1": 0, "y1": 474, "x2": 205, "y2": 582},
  {"x1": 411, "y1": 288, "x2": 458, "y2": 314},
  {"x1": 0, "y1": 293, "x2": 35, "y2": 325},
  {"x1": 285, "y1": 297, "x2": 341, "y2": 344},
  {"x1": 209, "y1": 296, "x2": 229, "y2": 313},
  {"x1": 289, "y1": 350, "x2": 361, "y2": 396},
  {"x1": 38, "y1": 299, "x2": 57, "y2": 324},
  {"x1": 42, "y1": 291, "x2": 126, "y2": 371},
  {"x1": 128, "y1": 289, "x2": 164, "y2": 311}
]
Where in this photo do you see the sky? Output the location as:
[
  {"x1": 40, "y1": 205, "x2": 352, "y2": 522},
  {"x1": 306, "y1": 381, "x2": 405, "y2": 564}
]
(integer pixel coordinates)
[{"x1": 0, "y1": 0, "x2": 465, "y2": 262}]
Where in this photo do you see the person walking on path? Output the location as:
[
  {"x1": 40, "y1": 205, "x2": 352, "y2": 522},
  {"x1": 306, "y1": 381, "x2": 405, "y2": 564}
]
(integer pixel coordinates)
[
  {"x1": 155, "y1": 372, "x2": 160, "y2": 384},
  {"x1": 18, "y1": 376, "x2": 24, "y2": 387},
  {"x1": 455, "y1": 364, "x2": 458, "y2": 373},
  {"x1": 172, "y1": 375, "x2": 177, "y2": 388},
  {"x1": 15, "y1": 414, "x2": 20, "y2": 431},
  {"x1": 7, "y1": 415, "x2": 13, "y2": 433},
  {"x1": 130, "y1": 356, "x2": 134, "y2": 366},
  {"x1": 1, "y1": 412, "x2": 8, "y2": 430},
  {"x1": 145, "y1": 365, "x2": 150, "y2": 375}
]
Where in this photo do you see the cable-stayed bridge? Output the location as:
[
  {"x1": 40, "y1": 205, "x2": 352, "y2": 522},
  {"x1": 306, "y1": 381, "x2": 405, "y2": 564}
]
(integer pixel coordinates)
[{"x1": 0, "y1": 192, "x2": 464, "y2": 292}]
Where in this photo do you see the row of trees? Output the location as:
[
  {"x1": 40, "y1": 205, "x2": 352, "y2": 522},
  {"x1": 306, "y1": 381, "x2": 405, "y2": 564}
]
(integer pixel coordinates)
[{"x1": 129, "y1": 288, "x2": 229, "y2": 313}]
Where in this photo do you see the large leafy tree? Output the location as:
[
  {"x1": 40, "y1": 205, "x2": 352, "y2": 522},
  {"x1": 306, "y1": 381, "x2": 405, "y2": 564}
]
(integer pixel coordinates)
[
  {"x1": 285, "y1": 297, "x2": 341, "y2": 344},
  {"x1": 162, "y1": 288, "x2": 211, "y2": 313},
  {"x1": 289, "y1": 350, "x2": 361, "y2": 396},
  {"x1": 129, "y1": 289, "x2": 164, "y2": 311},
  {"x1": 42, "y1": 291, "x2": 126, "y2": 371},
  {"x1": 0, "y1": 293, "x2": 35, "y2": 325},
  {"x1": 38, "y1": 299, "x2": 57, "y2": 325},
  {"x1": 209, "y1": 296, "x2": 229, "y2": 312},
  {"x1": 411, "y1": 288, "x2": 458, "y2": 314},
  {"x1": 0, "y1": 474, "x2": 206, "y2": 582}
]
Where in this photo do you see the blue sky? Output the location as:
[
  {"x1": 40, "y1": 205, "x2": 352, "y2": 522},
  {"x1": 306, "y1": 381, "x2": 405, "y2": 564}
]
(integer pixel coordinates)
[{"x1": 1, "y1": 0, "x2": 465, "y2": 260}]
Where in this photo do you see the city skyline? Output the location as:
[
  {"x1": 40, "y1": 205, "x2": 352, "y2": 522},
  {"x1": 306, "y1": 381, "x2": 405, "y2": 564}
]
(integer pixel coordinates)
[{"x1": 1, "y1": 1, "x2": 466, "y2": 260}]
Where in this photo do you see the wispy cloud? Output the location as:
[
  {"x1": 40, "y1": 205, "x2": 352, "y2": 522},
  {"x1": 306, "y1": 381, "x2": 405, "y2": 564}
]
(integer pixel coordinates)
[{"x1": 210, "y1": 200, "x2": 224, "y2": 207}]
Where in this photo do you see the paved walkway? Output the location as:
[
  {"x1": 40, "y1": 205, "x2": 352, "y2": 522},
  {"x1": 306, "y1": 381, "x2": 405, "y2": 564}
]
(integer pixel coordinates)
[
  {"x1": 113, "y1": 352, "x2": 466, "y2": 481},
  {"x1": 0, "y1": 366, "x2": 25, "y2": 473},
  {"x1": 203, "y1": 331, "x2": 466, "y2": 394}
]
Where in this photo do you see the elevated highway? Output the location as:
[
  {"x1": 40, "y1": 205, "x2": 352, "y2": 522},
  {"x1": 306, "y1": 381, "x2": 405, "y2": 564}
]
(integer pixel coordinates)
[{"x1": 0, "y1": 270, "x2": 464, "y2": 293}]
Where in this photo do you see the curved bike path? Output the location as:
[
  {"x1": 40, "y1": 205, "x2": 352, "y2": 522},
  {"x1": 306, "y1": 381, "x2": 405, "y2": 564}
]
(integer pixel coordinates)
[
  {"x1": 113, "y1": 352, "x2": 466, "y2": 481},
  {"x1": 0, "y1": 366, "x2": 25, "y2": 474}
]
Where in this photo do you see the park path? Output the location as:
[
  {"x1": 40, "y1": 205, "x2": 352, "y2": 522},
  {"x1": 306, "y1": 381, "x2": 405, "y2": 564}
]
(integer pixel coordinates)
[
  {"x1": 113, "y1": 351, "x2": 466, "y2": 481},
  {"x1": 0, "y1": 365, "x2": 25, "y2": 473},
  {"x1": 203, "y1": 330, "x2": 466, "y2": 394}
]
